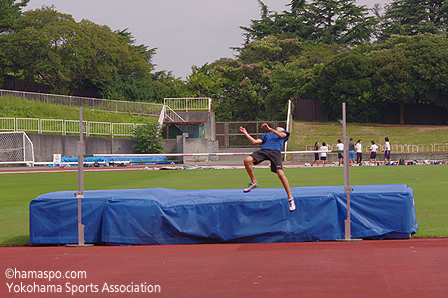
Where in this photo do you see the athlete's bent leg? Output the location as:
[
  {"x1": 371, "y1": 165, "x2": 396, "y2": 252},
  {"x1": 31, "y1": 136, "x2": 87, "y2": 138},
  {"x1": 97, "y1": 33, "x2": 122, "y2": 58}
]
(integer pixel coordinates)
[{"x1": 244, "y1": 156, "x2": 257, "y2": 184}]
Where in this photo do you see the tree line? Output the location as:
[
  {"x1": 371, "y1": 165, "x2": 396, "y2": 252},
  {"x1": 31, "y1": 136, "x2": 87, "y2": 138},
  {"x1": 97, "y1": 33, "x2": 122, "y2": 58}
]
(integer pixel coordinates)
[{"x1": 1, "y1": 0, "x2": 447, "y2": 123}]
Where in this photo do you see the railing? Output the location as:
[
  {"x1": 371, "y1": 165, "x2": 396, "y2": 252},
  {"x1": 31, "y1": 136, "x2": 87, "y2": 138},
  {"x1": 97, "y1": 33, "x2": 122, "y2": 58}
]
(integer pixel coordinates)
[
  {"x1": 0, "y1": 90, "x2": 215, "y2": 126},
  {"x1": 433, "y1": 143, "x2": 448, "y2": 152},
  {"x1": 0, "y1": 89, "x2": 164, "y2": 116},
  {"x1": 0, "y1": 117, "x2": 144, "y2": 137},
  {"x1": 164, "y1": 98, "x2": 212, "y2": 112},
  {"x1": 304, "y1": 143, "x2": 448, "y2": 153},
  {"x1": 164, "y1": 105, "x2": 186, "y2": 122}
]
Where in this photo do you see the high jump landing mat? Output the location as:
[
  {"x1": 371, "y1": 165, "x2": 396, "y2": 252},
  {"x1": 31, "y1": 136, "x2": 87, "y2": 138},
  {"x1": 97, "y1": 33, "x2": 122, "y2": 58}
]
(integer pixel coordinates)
[{"x1": 30, "y1": 185, "x2": 417, "y2": 245}]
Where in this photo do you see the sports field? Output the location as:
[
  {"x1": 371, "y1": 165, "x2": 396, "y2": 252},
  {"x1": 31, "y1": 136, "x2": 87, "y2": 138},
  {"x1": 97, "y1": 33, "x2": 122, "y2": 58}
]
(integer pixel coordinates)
[{"x1": 0, "y1": 165, "x2": 447, "y2": 246}]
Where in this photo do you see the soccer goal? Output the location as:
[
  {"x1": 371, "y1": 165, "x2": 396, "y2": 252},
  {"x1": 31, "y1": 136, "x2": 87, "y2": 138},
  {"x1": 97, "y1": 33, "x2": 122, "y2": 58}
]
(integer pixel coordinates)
[{"x1": 0, "y1": 131, "x2": 35, "y2": 166}]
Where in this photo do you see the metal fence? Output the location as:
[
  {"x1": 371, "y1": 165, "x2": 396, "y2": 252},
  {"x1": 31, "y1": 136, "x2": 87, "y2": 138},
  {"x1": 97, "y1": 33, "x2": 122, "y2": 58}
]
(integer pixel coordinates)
[
  {"x1": 216, "y1": 121, "x2": 287, "y2": 148},
  {"x1": 1, "y1": 90, "x2": 216, "y2": 128},
  {"x1": 0, "y1": 117, "x2": 143, "y2": 137},
  {"x1": 0, "y1": 89, "x2": 164, "y2": 116},
  {"x1": 164, "y1": 98, "x2": 212, "y2": 112},
  {"x1": 304, "y1": 143, "x2": 448, "y2": 153}
]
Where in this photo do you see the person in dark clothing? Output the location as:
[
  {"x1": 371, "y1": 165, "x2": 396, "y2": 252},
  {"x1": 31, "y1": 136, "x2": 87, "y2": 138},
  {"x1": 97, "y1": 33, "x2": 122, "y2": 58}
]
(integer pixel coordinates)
[
  {"x1": 349, "y1": 138, "x2": 355, "y2": 164},
  {"x1": 311, "y1": 142, "x2": 319, "y2": 166}
]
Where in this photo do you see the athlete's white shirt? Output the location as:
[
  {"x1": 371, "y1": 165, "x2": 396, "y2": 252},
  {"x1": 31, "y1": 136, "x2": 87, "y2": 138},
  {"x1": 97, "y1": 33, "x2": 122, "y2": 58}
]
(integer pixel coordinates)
[
  {"x1": 385, "y1": 141, "x2": 390, "y2": 151},
  {"x1": 355, "y1": 143, "x2": 362, "y2": 153},
  {"x1": 336, "y1": 143, "x2": 344, "y2": 151},
  {"x1": 370, "y1": 144, "x2": 378, "y2": 152},
  {"x1": 320, "y1": 146, "x2": 328, "y2": 157}
]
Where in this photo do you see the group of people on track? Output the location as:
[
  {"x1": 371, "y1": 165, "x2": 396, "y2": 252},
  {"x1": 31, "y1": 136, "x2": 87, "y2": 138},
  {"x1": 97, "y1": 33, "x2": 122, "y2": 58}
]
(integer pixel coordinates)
[{"x1": 311, "y1": 137, "x2": 391, "y2": 166}]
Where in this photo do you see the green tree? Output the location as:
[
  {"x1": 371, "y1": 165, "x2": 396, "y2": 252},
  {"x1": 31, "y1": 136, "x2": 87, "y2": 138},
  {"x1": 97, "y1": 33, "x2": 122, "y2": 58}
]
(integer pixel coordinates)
[
  {"x1": 0, "y1": 6, "x2": 152, "y2": 95},
  {"x1": 210, "y1": 58, "x2": 273, "y2": 121},
  {"x1": 378, "y1": 0, "x2": 448, "y2": 41},
  {"x1": 241, "y1": 0, "x2": 377, "y2": 44},
  {"x1": 114, "y1": 28, "x2": 157, "y2": 66},
  {"x1": 266, "y1": 43, "x2": 341, "y2": 119},
  {"x1": 238, "y1": 35, "x2": 304, "y2": 64},
  {"x1": 209, "y1": 36, "x2": 309, "y2": 121},
  {"x1": 132, "y1": 123, "x2": 164, "y2": 153},
  {"x1": 318, "y1": 50, "x2": 376, "y2": 122},
  {"x1": 186, "y1": 64, "x2": 223, "y2": 98},
  {"x1": 304, "y1": 0, "x2": 377, "y2": 44},
  {"x1": 0, "y1": 0, "x2": 29, "y2": 84},
  {"x1": 101, "y1": 70, "x2": 189, "y2": 102},
  {"x1": 193, "y1": 36, "x2": 343, "y2": 121},
  {"x1": 370, "y1": 34, "x2": 448, "y2": 122},
  {"x1": 0, "y1": 0, "x2": 29, "y2": 33},
  {"x1": 370, "y1": 46, "x2": 414, "y2": 123},
  {"x1": 316, "y1": 34, "x2": 448, "y2": 123},
  {"x1": 98, "y1": 29, "x2": 189, "y2": 102}
]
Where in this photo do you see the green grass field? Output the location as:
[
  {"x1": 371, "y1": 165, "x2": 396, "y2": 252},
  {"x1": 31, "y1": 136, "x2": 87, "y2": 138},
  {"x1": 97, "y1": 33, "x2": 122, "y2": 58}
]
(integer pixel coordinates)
[{"x1": 0, "y1": 165, "x2": 447, "y2": 246}]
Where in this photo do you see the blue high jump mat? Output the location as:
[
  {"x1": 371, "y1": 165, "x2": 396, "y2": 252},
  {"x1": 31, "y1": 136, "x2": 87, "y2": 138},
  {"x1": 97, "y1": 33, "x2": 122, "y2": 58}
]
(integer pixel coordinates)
[{"x1": 29, "y1": 185, "x2": 418, "y2": 245}]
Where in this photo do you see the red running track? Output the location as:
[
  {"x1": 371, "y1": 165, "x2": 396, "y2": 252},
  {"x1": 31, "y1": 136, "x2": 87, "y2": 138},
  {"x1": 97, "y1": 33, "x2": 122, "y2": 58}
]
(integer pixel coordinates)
[{"x1": 1, "y1": 238, "x2": 447, "y2": 297}]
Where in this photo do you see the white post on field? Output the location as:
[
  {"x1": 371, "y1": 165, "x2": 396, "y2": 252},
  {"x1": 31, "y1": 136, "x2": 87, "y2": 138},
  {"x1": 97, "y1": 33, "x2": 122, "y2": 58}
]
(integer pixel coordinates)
[
  {"x1": 338, "y1": 102, "x2": 362, "y2": 242},
  {"x1": 284, "y1": 99, "x2": 293, "y2": 161},
  {"x1": 67, "y1": 106, "x2": 93, "y2": 247}
]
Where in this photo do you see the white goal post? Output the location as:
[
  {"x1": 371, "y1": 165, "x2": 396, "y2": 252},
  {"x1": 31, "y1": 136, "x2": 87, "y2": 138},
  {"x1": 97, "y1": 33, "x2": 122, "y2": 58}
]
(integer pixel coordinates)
[{"x1": 0, "y1": 131, "x2": 35, "y2": 166}]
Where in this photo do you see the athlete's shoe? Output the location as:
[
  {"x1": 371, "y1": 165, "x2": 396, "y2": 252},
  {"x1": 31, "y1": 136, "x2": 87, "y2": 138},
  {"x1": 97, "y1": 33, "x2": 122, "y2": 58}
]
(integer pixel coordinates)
[
  {"x1": 288, "y1": 198, "x2": 296, "y2": 212},
  {"x1": 243, "y1": 182, "x2": 259, "y2": 193}
]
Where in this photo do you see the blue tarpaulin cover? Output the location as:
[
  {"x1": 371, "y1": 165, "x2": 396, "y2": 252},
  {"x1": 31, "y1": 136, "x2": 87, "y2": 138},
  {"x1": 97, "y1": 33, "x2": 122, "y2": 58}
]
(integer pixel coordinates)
[{"x1": 29, "y1": 185, "x2": 417, "y2": 245}]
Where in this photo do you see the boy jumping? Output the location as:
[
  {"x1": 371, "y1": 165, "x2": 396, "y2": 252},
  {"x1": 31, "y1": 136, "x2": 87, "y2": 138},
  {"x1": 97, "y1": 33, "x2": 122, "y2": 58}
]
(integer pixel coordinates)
[{"x1": 239, "y1": 123, "x2": 296, "y2": 212}]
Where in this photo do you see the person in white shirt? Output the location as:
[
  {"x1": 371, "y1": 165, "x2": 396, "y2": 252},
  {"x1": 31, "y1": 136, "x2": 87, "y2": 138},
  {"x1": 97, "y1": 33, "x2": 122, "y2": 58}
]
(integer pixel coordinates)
[
  {"x1": 355, "y1": 139, "x2": 362, "y2": 165},
  {"x1": 370, "y1": 140, "x2": 379, "y2": 165},
  {"x1": 336, "y1": 139, "x2": 344, "y2": 166},
  {"x1": 319, "y1": 141, "x2": 328, "y2": 167},
  {"x1": 384, "y1": 137, "x2": 391, "y2": 165}
]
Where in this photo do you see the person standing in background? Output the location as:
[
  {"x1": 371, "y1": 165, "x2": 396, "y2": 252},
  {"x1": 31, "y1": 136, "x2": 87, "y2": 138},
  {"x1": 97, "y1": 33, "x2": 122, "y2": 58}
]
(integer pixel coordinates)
[
  {"x1": 384, "y1": 137, "x2": 391, "y2": 165},
  {"x1": 311, "y1": 142, "x2": 319, "y2": 166},
  {"x1": 355, "y1": 139, "x2": 363, "y2": 165},
  {"x1": 370, "y1": 140, "x2": 378, "y2": 165},
  {"x1": 336, "y1": 139, "x2": 344, "y2": 166},
  {"x1": 320, "y1": 141, "x2": 328, "y2": 167},
  {"x1": 349, "y1": 138, "x2": 356, "y2": 165}
]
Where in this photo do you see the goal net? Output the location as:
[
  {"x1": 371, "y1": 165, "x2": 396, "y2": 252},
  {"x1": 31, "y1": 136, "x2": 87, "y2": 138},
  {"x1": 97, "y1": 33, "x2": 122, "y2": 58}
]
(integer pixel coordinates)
[{"x1": 0, "y1": 132, "x2": 35, "y2": 166}]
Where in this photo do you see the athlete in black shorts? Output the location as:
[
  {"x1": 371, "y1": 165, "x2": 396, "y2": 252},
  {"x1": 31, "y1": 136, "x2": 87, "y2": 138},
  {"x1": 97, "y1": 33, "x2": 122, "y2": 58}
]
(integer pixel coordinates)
[{"x1": 240, "y1": 123, "x2": 296, "y2": 212}]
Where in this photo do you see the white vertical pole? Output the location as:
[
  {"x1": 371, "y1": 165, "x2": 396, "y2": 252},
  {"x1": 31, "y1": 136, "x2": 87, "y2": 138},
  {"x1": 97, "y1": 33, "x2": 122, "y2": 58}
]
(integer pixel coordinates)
[
  {"x1": 340, "y1": 102, "x2": 361, "y2": 242},
  {"x1": 158, "y1": 105, "x2": 166, "y2": 127},
  {"x1": 342, "y1": 102, "x2": 352, "y2": 240},
  {"x1": 67, "y1": 107, "x2": 92, "y2": 246},
  {"x1": 22, "y1": 133, "x2": 26, "y2": 165},
  {"x1": 77, "y1": 106, "x2": 85, "y2": 246},
  {"x1": 29, "y1": 134, "x2": 35, "y2": 165},
  {"x1": 284, "y1": 99, "x2": 292, "y2": 161}
]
